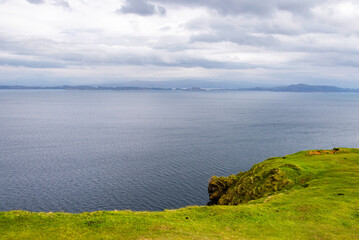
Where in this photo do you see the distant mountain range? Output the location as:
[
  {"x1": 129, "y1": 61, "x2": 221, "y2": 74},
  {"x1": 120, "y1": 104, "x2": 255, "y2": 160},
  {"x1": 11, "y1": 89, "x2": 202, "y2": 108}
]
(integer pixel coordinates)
[
  {"x1": 1, "y1": 84, "x2": 359, "y2": 93},
  {"x1": 242, "y1": 84, "x2": 359, "y2": 92},
  {"x1": 0, "y1": 85, "x2": 171, "y2": 91},
  {"x1": 97, "y1": 80, "x2": 256, "y2": 89}
]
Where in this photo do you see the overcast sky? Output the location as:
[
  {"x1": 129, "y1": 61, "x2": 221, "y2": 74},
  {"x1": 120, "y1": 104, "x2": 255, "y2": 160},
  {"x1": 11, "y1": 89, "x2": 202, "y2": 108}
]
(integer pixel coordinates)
[{"x1": 0, "y1": 0, "x2": 359, "y2": 86}]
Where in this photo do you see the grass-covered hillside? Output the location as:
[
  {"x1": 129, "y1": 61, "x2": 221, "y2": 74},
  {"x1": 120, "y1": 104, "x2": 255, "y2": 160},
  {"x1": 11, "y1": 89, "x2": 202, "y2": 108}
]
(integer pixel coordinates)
[{"x1": 1, "y1": 148, "x2": 358, "y2": 239}]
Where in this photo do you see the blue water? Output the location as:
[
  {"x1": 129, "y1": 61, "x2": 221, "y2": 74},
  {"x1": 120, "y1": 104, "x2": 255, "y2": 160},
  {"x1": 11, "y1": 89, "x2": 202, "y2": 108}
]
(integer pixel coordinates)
[{"x1": 0, "y1": 90, "x2": 358, "y2": 212}]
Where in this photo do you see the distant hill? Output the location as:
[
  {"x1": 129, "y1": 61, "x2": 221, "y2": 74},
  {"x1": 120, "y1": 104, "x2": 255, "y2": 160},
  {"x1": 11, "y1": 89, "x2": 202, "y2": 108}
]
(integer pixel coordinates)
[
  {"x1": 1, "y1": 83, "x2": 359, "y2": 92},
  {"x1": 98, "y1": 80, "x2": 256, "y2": 89},
  {"x1": 244, "y1": 84, "x2": 359, "y2": 92},
  {"x1": 0, "y1": 85, "x2": 171, "y2": 91}
]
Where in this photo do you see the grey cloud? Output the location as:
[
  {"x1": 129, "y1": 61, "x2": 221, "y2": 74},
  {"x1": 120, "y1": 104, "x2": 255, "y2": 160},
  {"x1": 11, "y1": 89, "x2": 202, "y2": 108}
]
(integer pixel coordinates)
[
  {"x1": 191, "y1": 32, "x2": 278, "y2": 47},
  {"x1": 157, "y1": 6, "x2": 166, "y2": 15},
  {"x1": 0, "y1": 34, "x2": 254, "y2": 70},
  {"x1": 52, "y1": 0, "x2": 70, "y2": 10},
  {"x1": 183, "y1": 5, "x2": 344, "y2": 38},
  {"x1": 27, "y1": 0, "x2": 45, "y2": 4},
  {"x1": 117, "y1": 0, "x2": 166, "y2": 16},
  {"x1": 26, "y1": 0, "x2": 70, "y2": 9},
  {"x1": 0, "y1": 34, "x2": 59, "y2": 57},
  {"x1": 187, "y1": 18, "x2": 279, "y2": 47},
  {"x1": 161, "y1": 58, "x2": 254, "y2": 69},
  {"x1": 155, "y1": 0, "x2": 326, "y2": 16},
  {"x1": 0, "y1": 55, "x2": 65, "y2": 68},
  {"x1": 1, "y1": 25, "x2": 357, "y2": 74},
  {"x1": 54, "y1": 49, "x2": 252, "y2": 70},
  {"x1": 291, "y1": 51, "x2": 359, "y2": 68}
]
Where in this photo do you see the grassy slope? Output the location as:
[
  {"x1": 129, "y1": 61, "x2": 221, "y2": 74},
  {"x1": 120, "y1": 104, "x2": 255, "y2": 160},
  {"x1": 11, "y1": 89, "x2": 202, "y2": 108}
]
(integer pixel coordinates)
[{"x1": 1, "y1": 148, "x2": 358, "y2": 239}]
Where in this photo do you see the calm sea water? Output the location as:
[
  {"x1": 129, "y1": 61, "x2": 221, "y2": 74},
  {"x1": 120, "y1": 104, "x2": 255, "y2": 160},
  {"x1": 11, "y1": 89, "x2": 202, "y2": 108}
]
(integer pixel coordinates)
[{"x1": 0, "y1": 90, "x2": 359, "y2": 212}]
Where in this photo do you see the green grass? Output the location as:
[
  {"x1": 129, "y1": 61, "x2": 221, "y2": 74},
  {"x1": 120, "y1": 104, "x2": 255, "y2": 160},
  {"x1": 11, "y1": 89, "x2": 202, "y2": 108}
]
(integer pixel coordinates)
[{"x1": 1, "y1": 148, "x2": 359, "y2": 239}]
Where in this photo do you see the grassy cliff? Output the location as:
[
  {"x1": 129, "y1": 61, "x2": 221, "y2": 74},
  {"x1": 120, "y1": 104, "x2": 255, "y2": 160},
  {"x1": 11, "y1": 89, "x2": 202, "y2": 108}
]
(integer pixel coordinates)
[{"x1": 1, "y1": 148, "x2": 359, "y2": 239}]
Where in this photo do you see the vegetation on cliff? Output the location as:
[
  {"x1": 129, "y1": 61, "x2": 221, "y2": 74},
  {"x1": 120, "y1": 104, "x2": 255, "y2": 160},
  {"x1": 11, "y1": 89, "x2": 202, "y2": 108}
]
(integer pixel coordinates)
[
  {"x1": 1, "y1": 148, "x2": 358, "y2": 239},
  {"x1": 207, "y1": 148, "x2": 325, "y2": 205}
]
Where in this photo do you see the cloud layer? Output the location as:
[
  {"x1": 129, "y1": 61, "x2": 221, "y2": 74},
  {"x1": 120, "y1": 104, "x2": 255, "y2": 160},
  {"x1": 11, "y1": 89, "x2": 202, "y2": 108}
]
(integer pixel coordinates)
[
  {"x1": 0, "y1": 0, "x2": 359, "y2": 86},
  {"x1": 117, "y1": 0, "x2": 166, "y2": 16}
]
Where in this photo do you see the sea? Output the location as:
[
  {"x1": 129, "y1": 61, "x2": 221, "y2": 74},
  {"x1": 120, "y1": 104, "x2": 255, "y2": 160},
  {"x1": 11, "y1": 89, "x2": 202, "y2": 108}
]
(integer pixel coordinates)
[{"x1": 0, "y1": 90, "x2": 358, "y2": 212}]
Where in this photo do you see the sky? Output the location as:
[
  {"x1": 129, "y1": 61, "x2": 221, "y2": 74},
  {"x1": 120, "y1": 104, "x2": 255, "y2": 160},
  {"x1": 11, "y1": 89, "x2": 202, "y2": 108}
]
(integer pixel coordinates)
[{"x1": 0, "y1": 0, "x2": 359, "y2": 87}]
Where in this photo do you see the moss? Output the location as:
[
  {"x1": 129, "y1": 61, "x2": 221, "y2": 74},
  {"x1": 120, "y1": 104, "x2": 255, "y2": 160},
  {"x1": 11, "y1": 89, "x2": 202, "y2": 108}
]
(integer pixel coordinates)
[
  {"x1": 208, "y1": 175, "x2": 236, "y2": 205},
  {"x1": 208, "y1": 156, "x2": 306, "y2": 205}
]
